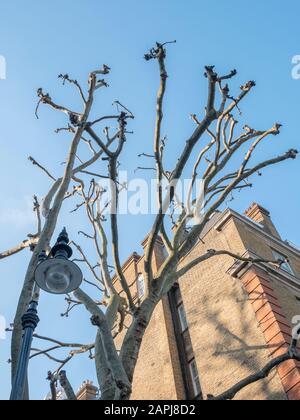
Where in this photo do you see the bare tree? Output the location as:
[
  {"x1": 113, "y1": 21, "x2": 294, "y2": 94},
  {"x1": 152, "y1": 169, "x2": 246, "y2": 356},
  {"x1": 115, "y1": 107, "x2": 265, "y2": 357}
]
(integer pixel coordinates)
[{"x1": 2, "y1": 42, "x2": 299, "y2": 400}]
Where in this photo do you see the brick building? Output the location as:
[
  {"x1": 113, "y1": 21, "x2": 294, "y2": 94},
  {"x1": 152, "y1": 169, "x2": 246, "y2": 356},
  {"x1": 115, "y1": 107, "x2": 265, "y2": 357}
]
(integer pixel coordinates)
[
  {"x1": 114, "y1": 203, "x2": 300, "y2": 400},
  {"x1": 45, "y1": 381, "x2": 98, "y2": 401}
]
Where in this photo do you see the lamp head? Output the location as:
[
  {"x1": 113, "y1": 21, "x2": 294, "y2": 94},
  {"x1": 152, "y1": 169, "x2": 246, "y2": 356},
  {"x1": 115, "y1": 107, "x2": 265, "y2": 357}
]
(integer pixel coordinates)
[
  {"x1": 35, "y1": 258, "x2": 82, "y2": 294},
  {"x1": 34, "y1": 228, "x2": 83, "y2": 295}
]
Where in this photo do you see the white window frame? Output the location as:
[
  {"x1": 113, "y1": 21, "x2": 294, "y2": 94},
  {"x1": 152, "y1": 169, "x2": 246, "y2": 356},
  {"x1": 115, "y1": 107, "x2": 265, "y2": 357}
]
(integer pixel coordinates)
[
  {"x1": 178, "y1": 303, "x2": 189, "y2": 332},
  {"x1": 137, "y1": 274, "x2": 145, "y2": 298},
  {"x1": 189, "y1": 359, "x2": 201, "y2": 397},
  {"x1": 272, "y1": 249, "x2": 294, "y2": 275}
]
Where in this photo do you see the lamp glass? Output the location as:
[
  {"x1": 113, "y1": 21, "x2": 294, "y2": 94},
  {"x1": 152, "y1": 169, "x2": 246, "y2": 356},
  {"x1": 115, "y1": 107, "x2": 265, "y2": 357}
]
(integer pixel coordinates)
[
  {"x1": 34, "y1": 258, "x2": 83, "y2": 295},
  {"x1": 45, "y1": 263, "x2": 71, "y2": 294}
]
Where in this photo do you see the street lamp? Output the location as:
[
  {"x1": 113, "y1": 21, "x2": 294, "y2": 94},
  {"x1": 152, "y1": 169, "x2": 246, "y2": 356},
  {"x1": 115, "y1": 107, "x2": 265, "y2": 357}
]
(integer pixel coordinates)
[
  {"x1": 35, "y1": 228, "x2": 83, "y2": 295},
  {"x1": 10, "y1": 228, "x2": 83, "y2": 400}
]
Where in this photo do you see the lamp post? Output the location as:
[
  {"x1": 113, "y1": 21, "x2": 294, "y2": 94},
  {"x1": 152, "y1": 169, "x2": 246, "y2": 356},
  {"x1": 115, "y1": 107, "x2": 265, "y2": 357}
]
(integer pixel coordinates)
[
  {"x1": 10, "y1": 228, "x2": 83, "y2": 400},
  {"x1": 9, "y1": 301, "x2": 40, "y2": 401}
]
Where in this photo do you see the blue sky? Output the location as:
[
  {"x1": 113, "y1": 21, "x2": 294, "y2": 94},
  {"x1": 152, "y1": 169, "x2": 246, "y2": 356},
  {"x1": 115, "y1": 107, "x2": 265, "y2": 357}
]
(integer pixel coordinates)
[{"x1": 0, "y1": 0, "x2": 299, "y2": 400}]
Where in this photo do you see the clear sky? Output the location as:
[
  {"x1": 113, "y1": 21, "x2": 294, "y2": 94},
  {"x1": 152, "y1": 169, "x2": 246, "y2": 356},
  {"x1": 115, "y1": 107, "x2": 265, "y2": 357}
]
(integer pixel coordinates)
[{"x1": 0, "y1": 0, "x2": 299, "y2": 400}]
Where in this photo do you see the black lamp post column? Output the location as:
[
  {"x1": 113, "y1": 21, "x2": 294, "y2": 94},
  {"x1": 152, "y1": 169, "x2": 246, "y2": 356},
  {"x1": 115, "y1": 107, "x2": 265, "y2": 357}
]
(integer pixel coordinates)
[
  {"x1": 9, "y1": 228, "x2": 83, "y2": 400},
  {"x1": 10, "y1": 301, "x2": 40, "y2": 401}
]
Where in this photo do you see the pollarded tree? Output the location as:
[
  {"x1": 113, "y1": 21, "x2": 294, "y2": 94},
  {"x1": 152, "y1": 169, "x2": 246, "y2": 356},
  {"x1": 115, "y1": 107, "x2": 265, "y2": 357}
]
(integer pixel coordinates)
[{"x1": 2, "y1": 42, "x2": 300, "y2": 400}]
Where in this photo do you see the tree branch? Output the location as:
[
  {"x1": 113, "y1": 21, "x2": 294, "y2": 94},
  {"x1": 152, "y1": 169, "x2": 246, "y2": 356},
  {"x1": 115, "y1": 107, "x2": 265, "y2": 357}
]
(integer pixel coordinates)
[
  {"x1": 209, "y1": 336, "x2": 300, "y2": 400},
  {"x1": 0, "y1": 237, "x2": 38, "y2": 260},
  {"x1": 59, "y1": 370, "x2": 77, "y2": 400}
]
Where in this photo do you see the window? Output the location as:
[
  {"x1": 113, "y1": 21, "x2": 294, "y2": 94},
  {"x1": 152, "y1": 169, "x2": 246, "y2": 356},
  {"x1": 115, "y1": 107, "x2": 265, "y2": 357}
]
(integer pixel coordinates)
[
  {"x1": 174, "y1": 286, "x2": 183, "y2": 306},
  {"x1": 137, "y1": 274, "x2": 145, "y2": 298},
  {"x1": 272, "y1": 249, "x2": 294, "y2": 275},
  {"x1": 162, "y1": 246, "x2": 169, "y2": 260},
  {"x1": 182, "y1": 330, "x2": 194, "y2": 362},
  {"x1": 189, "y1": 359, "x2": 202, "y2": 398},
  {"x1": 178, "y1": 303, "x2": 189, "y2": 332},
  {"x1": 168, "y1": 285, "x2": 202, "y2": 400}
]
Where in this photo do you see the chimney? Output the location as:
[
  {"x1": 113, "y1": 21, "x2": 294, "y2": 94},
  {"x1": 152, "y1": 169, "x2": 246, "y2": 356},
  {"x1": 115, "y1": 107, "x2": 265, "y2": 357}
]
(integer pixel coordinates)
[
  {"x1": 244, "y1": 203, "x2": 281, "y2": 239},
  {"x1": 141, "y1": 235, "x2": 166, "y2": 273},
  {"x1": 76, "y1": 381, "x2": 98, "y2": 400}
]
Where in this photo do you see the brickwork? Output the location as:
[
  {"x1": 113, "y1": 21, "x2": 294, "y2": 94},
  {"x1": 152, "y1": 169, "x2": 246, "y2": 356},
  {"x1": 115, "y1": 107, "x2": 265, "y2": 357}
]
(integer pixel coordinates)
[
  {"x1": 112, "y1": 203, "x2": 300, "y2": 400},
  {"x1": 131, "y1": 296, "x2": 186, "y2": 400},
  {"x1": 112, "y1": 238, "x2": 185, "y2": 400},
  {"x1": 177, "y1": 216, "x2": 286, "y2": 400},
  {"x1": 244, "y1": 203, "x2": 281, "y2": 239},
  {"x1": 76, "y1": 381, "x2": 98, "y2": 400},
  {"x1": 240, "y1": 268, "x2": 300, "y2": 400}
]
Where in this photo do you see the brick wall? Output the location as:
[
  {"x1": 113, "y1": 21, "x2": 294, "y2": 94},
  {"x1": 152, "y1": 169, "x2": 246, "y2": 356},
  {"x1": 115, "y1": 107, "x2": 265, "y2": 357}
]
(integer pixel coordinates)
[
  {"x1": 114, "y1": 204, "x2": 300, "y2": 400},
  {"x1": 113, "y1": 238, "x2": 185, "y2": 400},
  {"x1": 240, "y1": 267, "x2": 300, "y2": 400},
  {"x1": 177, "y1": 216, "x2": 286, "y2": 400}
]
